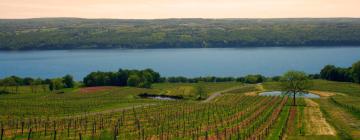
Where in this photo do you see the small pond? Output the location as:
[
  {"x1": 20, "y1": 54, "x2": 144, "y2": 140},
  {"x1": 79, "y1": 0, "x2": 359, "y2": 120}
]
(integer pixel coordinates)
[
  {"x1": 138, "y1": 93, "x2": 182, "y2": 100},
  {"x1": 259, "y1": 91, "x2": 320, "y2": 98},
  {"x1": 147, "y1": 96, "x2": 178, "y2": 100}
]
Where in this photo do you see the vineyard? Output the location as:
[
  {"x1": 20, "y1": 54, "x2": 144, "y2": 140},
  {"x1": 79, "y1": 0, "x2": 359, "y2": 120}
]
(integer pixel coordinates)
[
  {"x1": 0, "y1": 95, "x2": 288, "y2": 140},
  {"x1": 0, "y1": 80, "x2": 360, "y2": 139}
]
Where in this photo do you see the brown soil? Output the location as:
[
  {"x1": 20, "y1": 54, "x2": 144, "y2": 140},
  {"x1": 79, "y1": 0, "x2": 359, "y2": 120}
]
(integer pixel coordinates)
[
  {"x1": 286, "y1": 106, "x2": 297, "y2": 135},
  {"x1": 244, "y1": 92, "x2": 258, "y2": 96},
  {"x1": 309, "y1": 90, "x2": 343, "y2": 97}
]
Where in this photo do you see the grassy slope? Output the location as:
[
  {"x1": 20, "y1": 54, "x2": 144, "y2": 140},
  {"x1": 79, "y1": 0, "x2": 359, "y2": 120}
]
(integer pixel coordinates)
[
  {"x1": 152, "y1": 82, "x2": 243, "y2": 99},
  {"x1": 0, "y1": 82, "x2": 243, "y2": 117},
  {"x1": 316, "y1": 98, "x2": 360, "y2": 139},
  {"x1": 1, "y1": 80, "x2": 359, "y2": 139},
  {"x1": 0, "y1": 87, "x2": 160, "y2": 117}
]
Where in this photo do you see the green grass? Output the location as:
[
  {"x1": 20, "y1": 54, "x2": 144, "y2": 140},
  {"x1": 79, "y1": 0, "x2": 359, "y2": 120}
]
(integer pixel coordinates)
[
  {"x1": 266, "y1": 105, "x2": 290, "y2": 140},
  {"x1": 0, "y1": 85, "x2": 50, "y2": 94},
  {"x1": 331, "y1": 96, "x2": 360, "y2": 119},
  {"x1": 224, "y1": 84, "x2": 260, "y2": 94},
  {"x1": 0, "y1": 92, "x2": 286, "y2": 140},
  {"x1": 263, "y1": 82, "x2": 283, "y2": 91},
  {"x1": 0, "y1": 87, "x2": 161, "y2": 117},
  {"x1": 0, "y1": 82, "x2": 244, "y2": 117},
  {"x1": 1, "y1": 80, "x2": 360, "y2": 139},
  {"x1": 310, "y1": 80, "x2": 360, "y2": 97},
  {"x1": 152, "y1": 82, "x2": 243, "y2": 99}
]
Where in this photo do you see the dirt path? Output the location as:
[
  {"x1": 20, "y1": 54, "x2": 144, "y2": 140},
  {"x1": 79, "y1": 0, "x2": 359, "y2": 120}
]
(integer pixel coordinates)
[
  {"x1": 304, "y1": 98, "x2": 336, "y2": 135},
  {"x1": 202, "y1": 86, "x2": 244, "y2": 103}
]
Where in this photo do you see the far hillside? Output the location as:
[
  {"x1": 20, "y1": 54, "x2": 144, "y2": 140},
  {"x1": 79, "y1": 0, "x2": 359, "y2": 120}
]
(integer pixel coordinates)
[{"x1": 1, "y1": 18, "x2": 360, "y2": 50}]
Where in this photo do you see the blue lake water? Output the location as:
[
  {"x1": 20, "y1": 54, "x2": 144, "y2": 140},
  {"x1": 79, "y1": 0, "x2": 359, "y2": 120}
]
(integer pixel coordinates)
[
  {"x1": 1, "y1": 47, "x2": 360, "y2": 80},
  {"x1": 259, "y1": 91, "x2": 320, "y2": 98}
]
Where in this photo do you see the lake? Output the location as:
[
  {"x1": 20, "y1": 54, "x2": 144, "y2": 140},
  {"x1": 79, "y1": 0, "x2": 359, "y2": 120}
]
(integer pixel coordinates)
[
  {"x1": 259, "y1": 91, "x2": 320, "y2": 98},
  {"x1": 1, "y1": 47, "x2": 360, "y2": 80}
]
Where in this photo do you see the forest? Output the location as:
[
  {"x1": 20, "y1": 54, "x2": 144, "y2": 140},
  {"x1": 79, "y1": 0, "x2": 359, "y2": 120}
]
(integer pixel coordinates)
[{"x1": 1, "y1": 18, "x2": 360, "y2": 50}]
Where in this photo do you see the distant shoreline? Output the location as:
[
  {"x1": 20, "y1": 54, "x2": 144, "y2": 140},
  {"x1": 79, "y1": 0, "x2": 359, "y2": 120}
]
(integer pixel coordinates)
[
  {"x1": 1, "y1": 45, "x2": 360, "y2": 51},
  {"x1": 1, "y1": 18, "x2": 360, "y2": 50}
]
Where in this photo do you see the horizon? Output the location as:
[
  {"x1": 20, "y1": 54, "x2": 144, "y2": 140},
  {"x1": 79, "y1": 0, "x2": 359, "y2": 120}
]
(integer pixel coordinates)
[
  {"x1": 1, "y1": 0, "x2": 360, "y2": 19},
  {"x1": 1, "y1": 17, "x2": 360, "y2": 20}
]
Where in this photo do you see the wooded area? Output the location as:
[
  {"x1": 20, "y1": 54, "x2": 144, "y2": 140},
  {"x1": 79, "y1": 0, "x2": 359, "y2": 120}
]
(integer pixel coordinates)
[{"x1": 1, "y1": 18, "x2": 360, "y2": 50}]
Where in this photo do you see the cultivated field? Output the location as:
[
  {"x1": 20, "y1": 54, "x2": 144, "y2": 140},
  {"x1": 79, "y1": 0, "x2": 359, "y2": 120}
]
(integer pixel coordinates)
[{"x1": 0, "y1": 80, "x2": 359, "y2": 140}]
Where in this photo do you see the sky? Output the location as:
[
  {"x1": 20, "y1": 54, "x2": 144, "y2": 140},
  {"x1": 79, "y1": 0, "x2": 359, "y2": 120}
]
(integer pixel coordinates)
[{"x1": 0, "y1": 0, "x2": 359, "y2": 19}]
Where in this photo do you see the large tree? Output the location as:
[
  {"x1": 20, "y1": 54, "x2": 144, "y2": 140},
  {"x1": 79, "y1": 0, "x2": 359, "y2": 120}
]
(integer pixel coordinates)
[
  {"x1": 63, "y1": 75, "x2": 75, "y2": 88},
  {"x1": 1, "y1": 77, "x2": 17, "y2": 93},
  {"x1": 320, "y1": 65, "x2": 352, "y2": 82},
  {"x1": 352, "y1": 61, "x2": 360, "y2": 83},
  {"x1": 281, "y1": 71, "x2": 312, "y2": 106}
]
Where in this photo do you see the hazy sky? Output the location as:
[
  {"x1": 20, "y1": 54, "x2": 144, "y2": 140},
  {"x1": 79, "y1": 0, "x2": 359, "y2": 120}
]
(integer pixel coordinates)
[{"x1": 1, "y1": 0, "x2": 359, "y2": 19}]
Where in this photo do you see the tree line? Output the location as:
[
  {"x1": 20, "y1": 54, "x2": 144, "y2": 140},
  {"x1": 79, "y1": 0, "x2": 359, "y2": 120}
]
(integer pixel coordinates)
[
  {"x1": 83, "y1": 69, "x2": 160, "y2": 88},
  {"x1": 0, "y1": 75, "x2": 74, "y2": 94},
  {"x1": 320, "y1": 60, "x2": 360, "y2": 83},
  {"x1": 165, "y1": 74, "x2": 266, "y2": 84},
  {"x1": 1, "y1": 60, "x2": 359, "y2": 94}
]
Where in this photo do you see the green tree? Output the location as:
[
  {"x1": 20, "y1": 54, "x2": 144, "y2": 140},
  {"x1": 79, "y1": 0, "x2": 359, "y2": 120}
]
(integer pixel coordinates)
[
  {"x1": 281, "y1": 71, "x2": 312, "y2": 106},
  {"x1": 138, "y1": 81, "x2": 151, "y2": 88},
  {"x1": 195, "y1": 84, "x2": 205, "y2": 100},
  {"x1": 244, "y1": 75, "x2": 265, "y2": 84},
  {"x1": 1, "y1": 77, "x2": 18, "y2": 93},
  {"x1": 63, "y1": 75, "x2": 75, "y2": 88},
  {"x1": 352, "y1": 61, "x2": 360, "y2": 83},
  {"x1": 49, "y1": 78, "x2": 64, "y2": 91},
  {"x1": 23, "y1": 77, "x2": 34, "y2": 85},
  {"x1": 127, "y1": 75, "x2": 141, "y2": 87},
  {"x1": 320, "y1": 65, "x2": 352, "y2": 82}
]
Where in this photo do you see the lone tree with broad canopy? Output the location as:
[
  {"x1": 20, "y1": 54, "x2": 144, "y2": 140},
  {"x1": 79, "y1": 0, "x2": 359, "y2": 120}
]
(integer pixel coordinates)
[{"x1": 281, "y1": 71, "x2": 312, "y2": 106}]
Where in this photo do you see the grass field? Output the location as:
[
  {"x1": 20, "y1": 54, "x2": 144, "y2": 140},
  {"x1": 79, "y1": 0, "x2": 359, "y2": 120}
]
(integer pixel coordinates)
[
  {"x1": 0, "y1": 87, "x2": 161, "y2": 117},
  {"x1": 151, "y1": 82, "x2": 243, "y2": 99},
  {"x1": 0, "y1": 80, "x2": 359, "y2": 139}
]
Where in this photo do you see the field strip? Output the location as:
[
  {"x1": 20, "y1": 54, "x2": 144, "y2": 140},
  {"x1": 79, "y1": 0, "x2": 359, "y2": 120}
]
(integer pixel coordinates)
[
  {"x1": 244, "y1": 92, "x2": 258, "y2": 96},
  {"x1": 318, "y1": 99, "x2": 360, "y2": 139},
  {"x1": 202, "y1": 86, "x2": 244, "y2": 103},
  {"x1": 310, "y1": 90, "x2": 346, "y2": 97},
  {"x1": 304, "y1": 98, "x2": 336, "y2": 135},
  {"x1": 256, "y1": 83, "x2": 264, "y2": 91}
]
